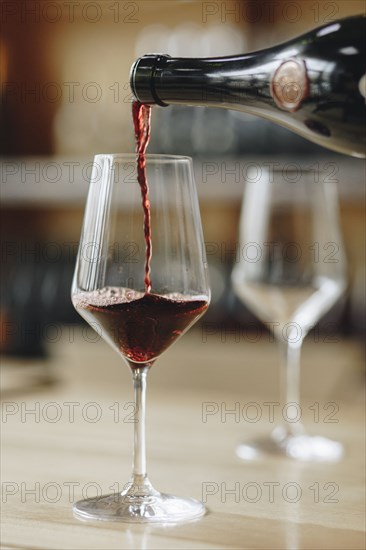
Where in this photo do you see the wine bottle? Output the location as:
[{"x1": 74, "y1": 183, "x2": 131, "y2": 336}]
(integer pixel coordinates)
[{"x1": 130, "y1": 15, "x2": 366, "y2": 158}]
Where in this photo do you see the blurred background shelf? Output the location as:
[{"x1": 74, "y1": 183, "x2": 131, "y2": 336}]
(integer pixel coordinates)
[
  {"x1": 1, "y1": 155, "x2": 365, "y2": 205},
  {"x1": 1, "y1": 154, "x2": 365, "y2": 359}
]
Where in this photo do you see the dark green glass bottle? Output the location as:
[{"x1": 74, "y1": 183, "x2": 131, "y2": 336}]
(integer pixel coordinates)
[{"x1": 130, "y1": 16, "x2": 366, "y2": 157}]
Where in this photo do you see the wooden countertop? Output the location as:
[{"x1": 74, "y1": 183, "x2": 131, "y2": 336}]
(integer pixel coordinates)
[{"x1": 1, "y1": 329, "x2": 365, "y2": 549}]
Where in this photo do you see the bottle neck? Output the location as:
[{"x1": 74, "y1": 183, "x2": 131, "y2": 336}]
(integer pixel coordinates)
[{"x1": 130, "y1": 52, "x2": 280, "y2": 112}]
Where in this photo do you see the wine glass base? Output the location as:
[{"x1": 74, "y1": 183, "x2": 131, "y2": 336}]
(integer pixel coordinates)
[
  {"x1": 236, "y1": 428, "x2": 344, "y2": 462},
  {"x1": 73, "y1": 492, "x2": 206, "y2": 523}
]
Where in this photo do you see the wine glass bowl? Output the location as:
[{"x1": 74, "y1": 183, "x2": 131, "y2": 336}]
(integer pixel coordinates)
[
  {"x1": 232, "y1": 168, "x2": 346, "y2": 462},
  {"x1": 71, "y1": 154, "x2": 210, "y2": 521}
]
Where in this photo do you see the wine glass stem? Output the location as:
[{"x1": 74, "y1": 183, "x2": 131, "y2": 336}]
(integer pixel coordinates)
[
  {"x1": 279, "y1": 339, "x2": 304, "y2": 435},
  {"x1": 132, "y1": 366, "x2": 150, "y2": 479}
]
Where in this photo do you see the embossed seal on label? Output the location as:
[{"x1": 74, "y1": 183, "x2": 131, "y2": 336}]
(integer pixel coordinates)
[{"x1": 271, "y1": 58, "x2": 309, "y2": 112}]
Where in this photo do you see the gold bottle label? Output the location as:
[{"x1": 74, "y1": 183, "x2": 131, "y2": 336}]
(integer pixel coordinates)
[{"x1": 271, "y1": 58, "x2": 309, "y2": 112}]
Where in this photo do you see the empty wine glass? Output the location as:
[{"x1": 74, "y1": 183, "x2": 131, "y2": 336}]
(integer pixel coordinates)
[
  {"x1": 71, "y1": 154, "x2": 210, "y2": 521},
  {"x1": 232, "y1": 168, "x2": 346, "y2": 462}
]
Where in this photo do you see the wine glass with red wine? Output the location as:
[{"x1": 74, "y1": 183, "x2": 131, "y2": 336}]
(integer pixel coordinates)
[
  {"x1": 232, "y1": 168, "x2": 346, "y2": 462},
  {"x1": 71, "y1": 154, "x2": 210, "y2": 522}
]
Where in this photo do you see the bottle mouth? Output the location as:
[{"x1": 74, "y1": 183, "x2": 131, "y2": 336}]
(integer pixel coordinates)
[{"x1": 129, "y1": 54, "x2": 169, "y2": 106}]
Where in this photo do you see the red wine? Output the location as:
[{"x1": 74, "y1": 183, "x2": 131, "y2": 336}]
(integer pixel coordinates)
[
  {"x1": 73, "y1": 287, "x2": 208, "y2": 364},
  {"x1": 132, "y1": 100, "x2": 152, "y2": 292}
]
